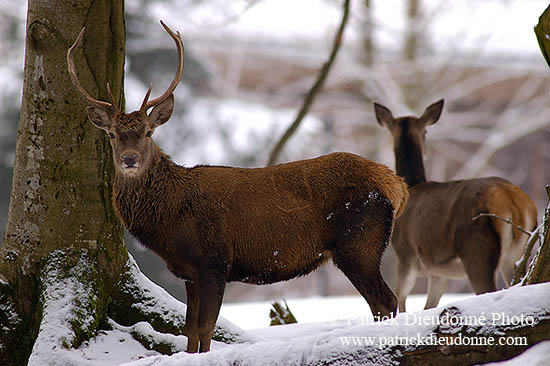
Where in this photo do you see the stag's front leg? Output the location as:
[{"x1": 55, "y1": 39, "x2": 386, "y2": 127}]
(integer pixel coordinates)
[
  {"x1": 198, "y1": 276, "x2": 226, "y2": 353},
  {"x1": 184, "y1": 280, "x2": 200, "y2": 353}
]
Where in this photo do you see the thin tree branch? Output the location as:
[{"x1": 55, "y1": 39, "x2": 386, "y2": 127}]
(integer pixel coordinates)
[
  {"x1": 267, "y1": 0, "x2": 350, "y2": 166},
  {"x1": 512, "y1": 224, "x2": 541, "y2": 285},
  {"x1": 472, "y1": 213, "x2": 532, "y2": 236},
  {"x1": 524, "y1": 185, "x2": 550, "y2": 285}
]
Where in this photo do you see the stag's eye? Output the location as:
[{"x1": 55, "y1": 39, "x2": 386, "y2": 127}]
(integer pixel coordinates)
[
  {"x1": 108, "y1": 132, "x2": 115, "y2": 139},
  {"x1": 145, "y1": 130, "x2": 153, "y2": 137}
]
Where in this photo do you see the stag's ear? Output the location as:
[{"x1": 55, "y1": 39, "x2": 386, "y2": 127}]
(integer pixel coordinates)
[
  {"x1": 148, "y1": 94, "x2": 174, "y2": 129},
  {"x1": 420, "y1": 99, "x2": 444, "y2": 126},
  {"x1": 86, "y1": 106, "x2": 112, "y2": 131},
  {"x1": 374, "y1": 103, "x2": 394, "y2": 129}
]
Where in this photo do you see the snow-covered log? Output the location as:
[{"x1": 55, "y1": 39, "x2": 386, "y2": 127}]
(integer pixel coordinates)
[{"x1": 118, "y1": 283, "x2": 550, "y2": 366}]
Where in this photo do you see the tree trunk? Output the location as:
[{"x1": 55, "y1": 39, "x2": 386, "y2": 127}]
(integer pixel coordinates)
[
  {"x1": 524, "y1": 187, "x2": 550, "y2": 285},
  {"x1": 0, "y1": 2, "x2": 249, "y2": 364},
  {"x1": 0, "y1": 1, "x2": 126, "y2": 364},
  {"x1": 535, "y1": 5, "x2": 550, "y2": 68},
  {"x1": 523, "y1": 5, "x2": 550, "y2": 285}
]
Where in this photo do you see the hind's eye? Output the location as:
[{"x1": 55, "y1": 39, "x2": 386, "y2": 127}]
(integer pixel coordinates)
[
  {"x1": 108, "y1": 132, "x2": 115, "y2": 139},
  {"x1": 145, "y1": 130, "x2": 153, "y2": 137}
]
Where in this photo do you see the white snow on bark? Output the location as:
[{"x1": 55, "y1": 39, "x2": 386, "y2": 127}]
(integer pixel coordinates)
[{"x1": 27, "y1": 250, "x2": 98, "y2": 366}]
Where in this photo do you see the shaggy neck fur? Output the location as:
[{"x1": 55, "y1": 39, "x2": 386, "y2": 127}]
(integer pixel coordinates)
[{"x1": 112, "y1": 144, "x2": 190, "y2": 250}]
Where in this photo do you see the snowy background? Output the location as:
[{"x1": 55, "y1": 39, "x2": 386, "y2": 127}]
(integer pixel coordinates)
[{"x1": 0, "y1": 1, "x2": 549, "y2": 361}]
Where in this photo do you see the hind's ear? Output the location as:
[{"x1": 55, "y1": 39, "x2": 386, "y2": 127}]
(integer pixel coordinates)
[
  {"x1": 148, "y1": 94, "x2": 174, "y2": 129},
  {"x1": 420, "y1": 99, "x2": 444, "y2": 126},
  {"x1": 374, "y1": 103, "x2": 394, "y2": 129},
  {"x1": 86, "y1": 106, "x2": 112, "y2": 131}
]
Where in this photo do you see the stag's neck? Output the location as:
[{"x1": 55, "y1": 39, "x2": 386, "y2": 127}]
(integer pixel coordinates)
[
  {"x1": 394, "y1": 140, "x2": 426, "y2": 187},
  {"x1": 113, "y1": 146, "x2": 190, "y2": 240}
]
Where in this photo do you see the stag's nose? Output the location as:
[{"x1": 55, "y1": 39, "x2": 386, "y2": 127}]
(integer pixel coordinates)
[{"x1": 122, "y1": 153, "x2": 139, "y2": 168}]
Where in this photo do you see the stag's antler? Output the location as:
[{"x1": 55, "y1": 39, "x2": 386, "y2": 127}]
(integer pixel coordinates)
[
  {"x1": 67, "y1": 21, "x2": 183, "y2": 114},
  {"x1": 139, "y1": 21, "x2": 184, "y2": 112},
  {"x1": 66, "y1": 27, "x2": 119, "y2": 114}
]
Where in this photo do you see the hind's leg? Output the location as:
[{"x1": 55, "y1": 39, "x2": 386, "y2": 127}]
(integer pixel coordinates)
[
  {"x1": 459, "y1": 238, "x2": 498, "y2": 294},
  {"x1": 395, "y1": 259, "x2": 417, "y2": 312},
  {"x1": 499, "y1": 236, "x2": 527, "y2": 287},
  {"x1": 424, "y1": 275, "x2": 448, "y2": 309}
]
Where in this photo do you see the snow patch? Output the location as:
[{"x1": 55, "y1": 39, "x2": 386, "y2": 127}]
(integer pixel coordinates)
[{"x1": 28, "y1": 250, "x2": 98, "y2": 366}]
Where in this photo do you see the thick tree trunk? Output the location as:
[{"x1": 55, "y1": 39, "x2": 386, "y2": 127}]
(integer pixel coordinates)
[
  {"x1": 0, "y1": 1, "x2": 126, "y2": 364},
  {"x1": 523, "y1": 6, "x2": 550, "y2": 285}
]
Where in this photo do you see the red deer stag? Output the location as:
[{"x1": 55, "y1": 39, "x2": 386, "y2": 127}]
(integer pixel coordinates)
[
  {"x1": 67, "y1": 22, "x2": 409, "y2": 353},
  {"x1": 374, "y1": 99, "x2": 537, "y2": 312}
]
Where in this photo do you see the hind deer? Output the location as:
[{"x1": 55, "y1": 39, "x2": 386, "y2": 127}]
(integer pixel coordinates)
[
  {"x1": 374, "y1": 99, "x2": 537, "y2": 312},
  {"x1": 67, "y1": 21, "x2": 409, "y2": 352}
]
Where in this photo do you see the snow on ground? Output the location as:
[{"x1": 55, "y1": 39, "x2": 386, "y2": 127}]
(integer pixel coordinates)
[
  {"x1": 219, "y1": 293, "x2": 471, "y2": 330},
  {"x1": 62, "y1": 283, "x2": 550, "y2": 365}
]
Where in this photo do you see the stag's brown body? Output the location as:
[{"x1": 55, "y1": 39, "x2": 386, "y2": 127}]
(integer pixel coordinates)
[
  {"x1": 114, "y1": 150, "x2": 407, "y2": 287},
  {"x1": 68, "y1": 22, "x2": 409, "y2": 353},
  {"x1": 375, "y1": 100, "x2": 537, "y2": 312}
]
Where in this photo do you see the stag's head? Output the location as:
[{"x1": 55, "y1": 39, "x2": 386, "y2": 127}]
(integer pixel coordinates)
[
  {"x1": 374, "y1": 99, "x2": 444, "y2": 155},
  {"x1": 67, "y1": 21, "x2": 183, "y2": 177}
]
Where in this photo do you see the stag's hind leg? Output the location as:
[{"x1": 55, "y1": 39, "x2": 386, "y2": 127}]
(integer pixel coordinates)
[
  {"x1": 332, "y1": 195, "x2": 397, "y2": 318},
  {"x1": 334, "y1": 255, "x2": 397, "y2": 318}
]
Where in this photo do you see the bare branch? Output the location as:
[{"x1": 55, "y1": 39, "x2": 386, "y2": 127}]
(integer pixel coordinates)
[
  {"x1": 512, "y1": 224, "x2": 541, "y2": 285},
  {"x1": 267, "y1": 0, "x2": 350, "y2": 166},
  {"x1": 472, "y1": 212, "x2": 532, "y2": 236}
]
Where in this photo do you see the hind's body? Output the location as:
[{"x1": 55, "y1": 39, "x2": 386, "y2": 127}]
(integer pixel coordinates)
[{"x1": 374, "y1": 99, "x2": 537, "y2": 311}]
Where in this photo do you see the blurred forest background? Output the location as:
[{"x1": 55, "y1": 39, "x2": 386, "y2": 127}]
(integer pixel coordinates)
[{"x1": 0, "y1": 0, "x2": 549, "y2": 304}]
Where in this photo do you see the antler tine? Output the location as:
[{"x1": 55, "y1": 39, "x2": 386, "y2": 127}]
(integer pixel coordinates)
[
  {"x1": 139, "y1": 83, "x2": 153, "y2": 112},
  {"x1": 106, "y1": 83, "x2": 120, "y2": 114},
  {"x1": 141, "y1": 20, "x2": 184, "y2": 112},
  {"x1": 67, "y1": 27, "x2": 115, "y2": 113}
]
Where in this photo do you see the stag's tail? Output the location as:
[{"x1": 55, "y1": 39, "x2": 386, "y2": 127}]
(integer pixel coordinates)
[
  {"x1": 369, "y1": 162, "x2": 409, "y2": 219},
  {"x1": 393, "y1": 178, "x2": 409, "y2": 218}
]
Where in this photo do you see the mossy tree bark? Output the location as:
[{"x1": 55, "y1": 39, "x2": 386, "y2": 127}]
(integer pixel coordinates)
[
  {"x1": 0, "y1": 1, "x2": 126, "y2": 364},
  {"x1": 523, "y1": 5, "x2": 550, "y2": 285},
  {"x1": 524, "y1": 187, "x2": 550, "y2": 285}
]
